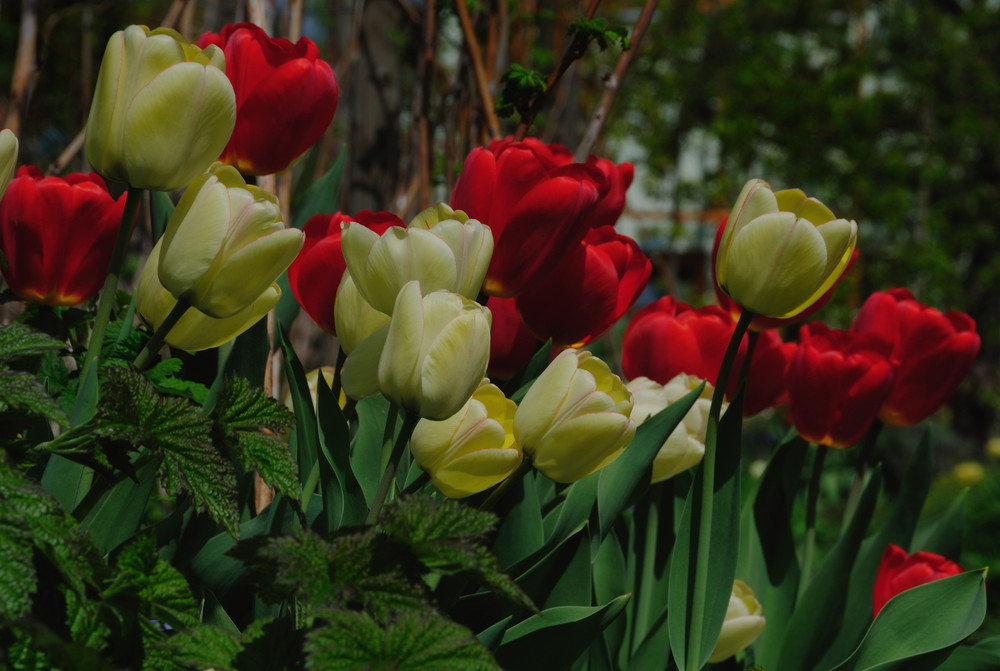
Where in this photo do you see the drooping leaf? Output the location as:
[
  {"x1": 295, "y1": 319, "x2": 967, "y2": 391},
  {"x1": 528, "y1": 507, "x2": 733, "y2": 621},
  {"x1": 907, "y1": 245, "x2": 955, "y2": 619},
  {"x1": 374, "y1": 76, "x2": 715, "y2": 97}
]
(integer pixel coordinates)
[
  {"x1": 0, "y1": 322, "x2": 66, "y2": 362},
  {"x1": 0, "y1": 369, "x2": 69, "y2": 427}
]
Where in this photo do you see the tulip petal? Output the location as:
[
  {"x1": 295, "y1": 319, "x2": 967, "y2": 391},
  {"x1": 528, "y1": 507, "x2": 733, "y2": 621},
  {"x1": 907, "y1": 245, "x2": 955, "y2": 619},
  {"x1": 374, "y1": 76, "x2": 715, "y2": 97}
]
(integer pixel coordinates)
[{"x1": 342, "y1": 325, "x2": 390, "y2": 400}]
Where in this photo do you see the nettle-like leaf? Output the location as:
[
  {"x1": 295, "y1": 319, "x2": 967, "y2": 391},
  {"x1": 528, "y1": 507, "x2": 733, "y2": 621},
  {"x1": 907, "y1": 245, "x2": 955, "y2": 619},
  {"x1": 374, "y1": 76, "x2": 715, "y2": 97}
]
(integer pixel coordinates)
[
  {"x1": 568, "y1": 18, "x2": 631, "y2": 51},
  {"x1": 215, "y1": 377, "x2": 299, "y2": 500},
  {"x1": 495, "y1": 64, "x2": 547, "y2": 119},
  {"x1": 305, "y1": 609, "x2": 500, "y2": 671},
  {"x1": 379, "y1": 496, "x2": 535, "y2": 612},
  {"x1": 0, "y1": 323, "x2": 69, "y2": 428},
  {"x1": 104, "y1": 537, "x2": 201, "y2": 631},
  {"x1": 0, "y1": 456, "x2": 96, "y2": 621},
  {"x1": 146, "y1": 625, "x2": 243, "y2": 671},
  {"x1": 146, "y1": 358, "x2": 209, "y2": 405}
]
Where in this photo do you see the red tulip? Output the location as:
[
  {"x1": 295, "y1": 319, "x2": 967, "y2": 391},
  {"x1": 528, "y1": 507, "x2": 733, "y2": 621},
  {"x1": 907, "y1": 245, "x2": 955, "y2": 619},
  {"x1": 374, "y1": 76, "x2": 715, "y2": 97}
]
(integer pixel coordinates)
[
  {"x1": 786, "y1": 323, "x2": 894, "y2": 448},
  {"x1": 516, "y1": 226, "x2": 651, "y2": 347},
  {"x1": 0, "y1": 166, "x2": 125, "y2": 306},
  {"x1": 622, "y1": 296, "x2": 794, "y2": 415},
  {"x1": 872, "y1": 544, "x2": 963, "y2": 616},
  {"x1": 851, "y1": 289, "x2": 980, "y2": 426},
  {"x1": 198, "y1": 22, "x2": 338, "y2": 176},
  {"x1": 485, "y1": 296, "x2": 543, "y2": 380},
  {"x1": 622, "y1": 297, "x2": 734, "y2": 384},
  {"x1": 450, "y1": 137, "x2": 603, "y2": 297},
  {"x1": 582, "y1": 155, "x2": 634, "y2": 229},
  {"x1": 711, "y1": 217, "x2": 858, "y2": 330},
  {"x1": 287, "y1": 211, "x2": 403, "y2": 334}
]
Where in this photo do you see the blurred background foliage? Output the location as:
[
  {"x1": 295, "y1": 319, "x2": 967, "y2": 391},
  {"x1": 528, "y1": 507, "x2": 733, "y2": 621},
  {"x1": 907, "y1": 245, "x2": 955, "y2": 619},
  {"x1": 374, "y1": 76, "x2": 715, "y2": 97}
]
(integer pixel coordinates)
[{"x1": 1, "y1": 0, "x2": 997, "y2": 550}]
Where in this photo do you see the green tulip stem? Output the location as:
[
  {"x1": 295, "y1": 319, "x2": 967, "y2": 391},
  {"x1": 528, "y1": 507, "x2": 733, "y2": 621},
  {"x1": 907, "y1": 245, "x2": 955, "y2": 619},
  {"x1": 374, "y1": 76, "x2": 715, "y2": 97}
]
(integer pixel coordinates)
[
  {"x1": 801, "y1": 443, "x2": 829, "y2": 595},
  {"x1": 133, "y1": 298, "x2": 191, "y2": 370},
  {"x1": 687, "y1": 307, "x2": 753, "y2": 671},
  {"x1": 843, "y1": 420, "x2": 883, "y2": 529},
  {"x1": 367, "y1": 410, "x2": 420, "y2": 525},
  {"x1": 81, "y1": 186, "x2": 143, "y2": 374},
  {"x1": 479, "y1": 457, "x2": 534, "y2": 511}
]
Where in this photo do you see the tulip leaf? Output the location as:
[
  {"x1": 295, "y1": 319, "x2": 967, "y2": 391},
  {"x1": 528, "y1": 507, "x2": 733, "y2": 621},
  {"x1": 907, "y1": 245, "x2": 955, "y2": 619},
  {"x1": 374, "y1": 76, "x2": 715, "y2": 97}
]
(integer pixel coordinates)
[
  {"x1": 934, "y1": 634, "x2": 1000, "y2": 671},
  {"x1": 774, "y1": 468, "x2": 882, "y2": 671},
  {"x1": 495, "y1": 594, "x2": 632, "y2": 671},
  {"x1": 494, "y1": 470, "x2": 545, "y2": 569},
  {"x1": 78, "y1": 459, "x2": 158, "y2": 554},
  {"x1": 628, "y1": 607, "x2": 672, "y2": 671},
  {"x1": 292, "y1": 150, "x2": 345, "y2": 230},
  {"x1": 593, "y1": 533, "x2": 629, "y2": 660},
  {"x1": 830, "y1": 569, "x2": 987, "y2": 671},
  {"x1": 817, "y1": 433, "x2": 934, "y2": 670},
  {"x1": 477, "y1": 617, "x2": 512, "y2": 651},
  {"x1": 315, "y1": 371, "x2": 368, "y2": 526},
  {"x1": 629, "y1": 484, "x2": 675, "y2": 662},
  {"x1": 913, "y1": 488, "x2": 967, "y2": 559},
  {"x1": 353, "y1": 396, "x2": 392, "y2": 506},
  {"x1": 506, "y1": 340, "x2": 553, "y2": 403},
  {"x1": 597, "y1": 382, "x2": 704, "y2": 537},
  {"x1": 542, "y1": 525, "x2": 592, "y2": 608},
  {"x1": 544, "y1": 473, "x2": 599, "y2": 550},
  {"x1": 667, "y1": 388, "x2": 744, "y2": 671}
]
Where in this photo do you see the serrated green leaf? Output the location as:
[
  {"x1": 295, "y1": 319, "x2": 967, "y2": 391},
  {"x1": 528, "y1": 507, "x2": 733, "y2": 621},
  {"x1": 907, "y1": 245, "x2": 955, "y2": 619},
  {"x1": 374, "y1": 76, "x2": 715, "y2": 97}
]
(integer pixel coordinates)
[
  {"x1": 146, "y1": 357, "x2": 209, "y2": 404},
  {"x1": 306, "y1": 609, "x2": 500, "y2": 671},
  {"x1": 0, "y1": 322, "x2": 66, "y2": 363},
  {"x1": 0, "y1": 370, "x2": 69, "y2": 426},
  {"x1": 150, "y1": 625, "x2": 244, "y2": 671},
  {"x1": 832, "y1": 570, "x2": 987, "y2": 671},
  {"x1": 379, "y1": 494, "x2": 496, "y2": 544},
  {"x1": 217, "y1": 376, "x2": 296, "y2": 434},
  {"x1": 105, "y1": 537, "x2": 200, "y2": 631}
]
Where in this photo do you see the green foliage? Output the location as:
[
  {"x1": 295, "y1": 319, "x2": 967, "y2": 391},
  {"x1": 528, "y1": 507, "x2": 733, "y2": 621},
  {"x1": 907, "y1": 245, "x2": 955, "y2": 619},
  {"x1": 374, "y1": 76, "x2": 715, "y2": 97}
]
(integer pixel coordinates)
[
  {"x1": 495, "y1": 64, "x2": 548, "y2": 119},
  {"x1": 146, "y1": 358, "x2": 209, "y2": 404},
  {"x1": 568, "y1": 18, "x2": 630, "y2": 52},
  {"x1": 0, "y1": 322, "x2": 69, "y2": 429}
]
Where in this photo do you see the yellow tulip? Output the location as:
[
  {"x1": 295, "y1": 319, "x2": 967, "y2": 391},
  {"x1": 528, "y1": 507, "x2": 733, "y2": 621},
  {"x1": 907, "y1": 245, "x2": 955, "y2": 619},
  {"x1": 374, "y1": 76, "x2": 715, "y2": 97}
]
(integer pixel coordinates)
[
  {"x1": 85, "y1": 25, "x2": 236, "y2": 192},
  {"x1": 333, "y1": 272, "x2": 390, "y2": 354},
  {"x1": 627, "y1": 375, "x2": 727, "y2": 483},
  {"x1": 0, "y1": 129, "x2": 17, "y2": 200},
  {"x1": 341, "y1": 281, "x2": 492, "y2": 420},
  {"x1": 341, "y1": 203, "x2": 493, "y2": 315},
  {"x1": 716, "y1": 179, "x2": 857, "y2": 318},
  {"x1": 158, "y1": 163, "x2": 303, "y2": 318},
  {"x1": 514, "y1": 349, "x2": 635, "y2": 483},
  {"x1": 709, "y1": 580, "x2": 766, "y2": 663},
  {"x1": 410, "y1": 380, "x2": 522, "y2": 498},
  {"x1": 137, "y1": 240, "x2": 278, "y2": 351}
]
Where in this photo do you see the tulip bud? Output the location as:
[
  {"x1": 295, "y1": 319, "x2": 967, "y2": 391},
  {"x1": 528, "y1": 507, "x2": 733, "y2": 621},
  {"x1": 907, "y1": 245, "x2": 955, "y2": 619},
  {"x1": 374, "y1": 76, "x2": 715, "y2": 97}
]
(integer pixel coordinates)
[
  {"x1": 0, "y1": 129, "x2": 17, "y2": 200},
  {"x1": 410, "y1": 380, "x2": 522, "y2": 498},
  {"x1": 708, "y1": 580, "x2": 766, "y2": 663},
  {"x1": 137, "y1": 240, "x2": 278, "y2": 351},
  {"x1": 716, "y1": 179, "x2": 857, "y2": 319},
  {"x1": 85, "y1": 25, "x2": 236, "y2": 191},
  {"x1": 627, "y1": 375, "x2": 725, "y2": 483},
  {"x1": 341, "y1": 205, "x2": 493, "y2": 315},
  {"x1": 158, "y1": 163, "x2": 303, "y2": 318},
  {"x1": 334, "y1": 273, "x2": 390, "y2": 354},
  {"x1": 514, "y1": 349, "x2": 634, "y2": 483},
  {"x1": 341, "y1": 281, "x2": 492, "y2": 420}
]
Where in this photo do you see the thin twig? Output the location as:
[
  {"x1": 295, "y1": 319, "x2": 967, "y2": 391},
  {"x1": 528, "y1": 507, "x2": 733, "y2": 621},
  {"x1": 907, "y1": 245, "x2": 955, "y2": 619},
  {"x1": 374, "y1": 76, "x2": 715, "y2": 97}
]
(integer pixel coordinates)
[
  {"x1": 4, "y1": 0, "x2": 39, "y2": 135},
  {"x1": 574, "y1": 0, "x2": 657, "y2": 160},
  {"x1": 455, "y1": 0, "x2": 502, "y2": 139},
  {"x1": 512, "y1": 0, "x2": 601, "y2": 140},
  {"x1": 416, "y1": 0, "x2": 437, "y2": 210}
]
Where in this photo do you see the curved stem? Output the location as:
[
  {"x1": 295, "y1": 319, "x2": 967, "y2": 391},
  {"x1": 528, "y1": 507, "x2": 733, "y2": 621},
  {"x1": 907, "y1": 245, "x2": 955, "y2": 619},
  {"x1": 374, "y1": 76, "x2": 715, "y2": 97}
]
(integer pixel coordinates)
[
  {"x1": 133, "y1": 298, "x2": 190, "y2": 370},
  {"x1": 367, "y1": 410, "x2": 420, "y2": 524},
  {"x1": 801, "y1": 443, "x2": 829, "y2": 594},
  {"x1": 81, "y1": 186, "x2": 142, "y2": 372},
  {"x1": 686, "y1": 308, "x2": 753, "y2": 671}
]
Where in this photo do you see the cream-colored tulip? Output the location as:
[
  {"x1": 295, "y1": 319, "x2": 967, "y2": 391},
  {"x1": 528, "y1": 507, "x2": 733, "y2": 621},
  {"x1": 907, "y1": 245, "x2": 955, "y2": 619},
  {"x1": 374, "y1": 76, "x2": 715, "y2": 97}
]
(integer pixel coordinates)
[
  {"x1": 334, "y1": 272, "x2": 391, "y2": 354},
  {"x1": 137, "y1": 240, "x2": 278, "y2": 351},
  {"x1": 717, "y1": 179, "x2": 856, "y2": 319},
  {"x1": 341, "y1": 281, "x2": 491, "y2": 420},
  {"x1": 709, "y1": 580, "x2": 766, "y2": 663},
  {"x1": 158, "y1": 163, "x2": 303, "y2": 318},
  {"x1": 0, "y1": 129, "x2": 17, "y2": 201},
  {"x1": 341, "y1": 203, "x2": 493, "y2": 315},
  {"x1": 627, "y1": 375, "x2": 727, "y2": 483},
  {"x1": 514, "y1": 349, "x2": 634, "y2": 483},
  {"x1": 410, "y1": 380, "x2": 522, "y2": 498},
  {"x1": 85, "y1": 25, "x2": 235, "y2": 192}
]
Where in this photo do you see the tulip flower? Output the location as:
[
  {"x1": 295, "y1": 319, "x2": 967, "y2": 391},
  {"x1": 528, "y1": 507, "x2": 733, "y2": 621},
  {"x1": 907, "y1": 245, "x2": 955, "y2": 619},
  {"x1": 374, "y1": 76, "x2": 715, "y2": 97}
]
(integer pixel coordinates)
[
  {"x1": 333, "y1": 273, "x2": 390, "y2": 354},
  {"x1": 708, "y1": 580, "x2": 766, "y2": 663},
  {"x1": 484, "y1": 296, "x2": 543, "y2": 380},
  {"x1": 583, "y1": 155, "x2": 635, "y2": 229},
  {"x1": 516, "y1": 226, "x2": 651, "y2": 346},
  {"x1": 450, "y1": 137, "x2": 603, "y2": 297},
  {"x1": 197, "y1": 22, "x2": 339, "y2": 176},
  {"x1": 872, "y1": 544, "x2": 963, "y2": 616},
  {"x1": 786, "y1": 323, "x2": 894, "y2": 448},
  {"x1": 851, "y1": 288, "x2": 980, "y2": 426},
  {"x1": 712, "y1": 217, "x2": 859, "y2": 331},
  {"x1": 341, "y1": 204, "x2": 493, "y2": 315},
  {"x1": 514, "y1": 349, "x2": 634, "y2": 483},
  {"x1": 85, "y1": 25, "x2": 236, "y2": 192},
  {"x1": 716, "y1": 179, "x2": 857, "y2": 319},
  {"x1": 157, "y1": 163, "x2": 303, "y2": 319},
  {"x1": 288, "y1": 210, "x2": 403, "y2": 334},
  {"x1": 628, "y1": 375, "x2": 726, "y2": 483},
  {"x1": 341, "y1": 281, "x2": 491, "y2": 420},
  {"x1": 0, "y1": 129, "x2": 16, "y2": 200},
  {"x1": 137, "y1": 239, "x2": 278, "y2": 351},
  {"x1": 410, "y1": 380, "x2": 522, "y2": 498},
  {"x1": 727, "y1": 329, "x2": 797, "y2": 416},
  {"x1": 0, "y1": 166, "x2": 126, "y2": 306}
]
